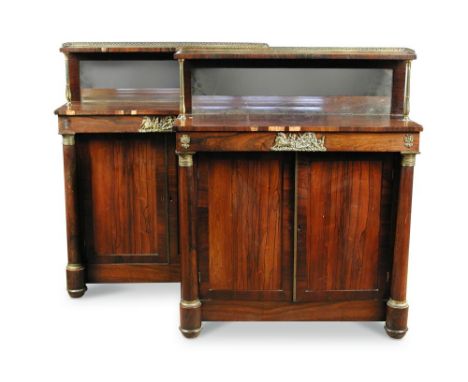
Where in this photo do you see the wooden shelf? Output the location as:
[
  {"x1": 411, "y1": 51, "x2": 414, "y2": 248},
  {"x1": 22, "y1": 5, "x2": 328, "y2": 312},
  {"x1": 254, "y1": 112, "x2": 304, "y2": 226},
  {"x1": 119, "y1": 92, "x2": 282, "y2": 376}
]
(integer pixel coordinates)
[
  {"x1": 55, "y1": 101, "x2": 179, "y2": 116},
  {"x1": 176, "y1": 113, "x2": 423, "y2": 132}
]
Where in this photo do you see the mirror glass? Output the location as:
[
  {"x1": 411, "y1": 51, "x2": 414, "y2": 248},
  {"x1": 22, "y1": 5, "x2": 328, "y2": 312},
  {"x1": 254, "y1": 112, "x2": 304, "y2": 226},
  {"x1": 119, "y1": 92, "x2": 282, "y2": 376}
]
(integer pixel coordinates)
[
  {"x1": 80, "y1": 60, "x2": 179, "y2": 102},
  {"x1": 191, "y1": 68, "x2": 393, "y2": 114}
]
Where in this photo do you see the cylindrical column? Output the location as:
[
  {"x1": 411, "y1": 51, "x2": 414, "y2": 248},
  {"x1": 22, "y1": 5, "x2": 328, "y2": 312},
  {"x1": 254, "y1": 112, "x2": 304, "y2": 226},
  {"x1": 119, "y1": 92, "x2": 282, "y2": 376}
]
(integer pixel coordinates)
[
  {"x1": 62, "y1": 134, "x2": 86, "y2": 298},
  {"x1": 385, "y1": 153, "x2": 416, "y2": 338},
  {"x1": 177, "y1": 152, "x2": 201, "y2": 338}
]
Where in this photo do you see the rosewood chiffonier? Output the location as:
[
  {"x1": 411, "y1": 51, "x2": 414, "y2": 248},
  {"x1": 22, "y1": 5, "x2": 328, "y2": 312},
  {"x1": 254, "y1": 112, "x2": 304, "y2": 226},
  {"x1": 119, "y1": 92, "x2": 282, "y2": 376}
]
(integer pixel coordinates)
[
  {"x1": 55, "y1": 42, "x2": 267, "y2": 297},
  {"x1": 174, "y1": 47, "x2": 421, "y2": 339},
  {"x1": 56, "y1": 44, "x2": 421, "y2": 339}
]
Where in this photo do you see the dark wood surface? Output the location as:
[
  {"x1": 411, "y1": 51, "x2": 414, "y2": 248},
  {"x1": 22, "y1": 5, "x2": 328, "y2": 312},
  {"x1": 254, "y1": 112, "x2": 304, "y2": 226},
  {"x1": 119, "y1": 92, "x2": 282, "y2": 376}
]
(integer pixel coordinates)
[
  {"x1": 385, "y1": 156, "x2": 415, "y2": 338},
  {"x1": 175, "y1": 47, "x2": 416, "y2": 60},
  {"x1": 87, "y1": 263, "x2": 180, "y2": 282},
  {"x1": 63, "y1": 138, "x2": 86, "y2": 297},
  {"x1": 176, "y1": 113, "x2": 422, "y2": 132},
  {"x1": 55, "y1": 101, "x2": 179, "y2": 116},
  {"x1": 201, "y1": 300, "x2": 386, "y2": 321},
  {"x1": 175, "y1": 132, "x2": 420, "y2": 153},
  {"x1": 59, "y1": 116, "x2": 177, "y2": 134},
  {"x1": 196, "y1": 153, "x2": 293, "y2": 301},
  {"x1": 391, "y1": 61, "x2": 407, "y2": 115},
  {"x1": 56, "y1": 43, "x2": 420, "y2": 339},
  {"x1": 390, "y1": 163, "x2": 414, "y2": 302},
  {"x1": 296, "y1": 153, "x2": 394, "y2": 302},
  {"x1": 75, "y1": 134, "x2": 179, "y2": 269},
  {"x1": 177, "y1": 152, "x2": 202, "y2": 336},
  {"x1": 56, "y1": 97, "x2": 422, "y2": 120},
  {"x1": 66, "y1": 53, "x2": 81, "y2": 102}
]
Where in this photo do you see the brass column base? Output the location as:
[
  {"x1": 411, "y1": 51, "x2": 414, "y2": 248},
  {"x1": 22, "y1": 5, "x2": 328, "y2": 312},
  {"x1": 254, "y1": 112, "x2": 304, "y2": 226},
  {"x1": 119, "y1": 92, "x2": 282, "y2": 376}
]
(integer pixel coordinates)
[
  {"x1": 384, "y1": 325, "x2": 408, "y2": 339},
  {"x1": 66, "y1": 264, "x2": 86, "y2": 298},
  {"x1": 385, "y1": 298, "x2": 409, "y2": 339},
  {"x1": 179, "y1": 299, "x2": 202, "y2": 338},
  {"x1": 179, "y1": 326, "x2": 202, "y2": 339},
  {"x1": 67, "y1": 286, "x2": 87, "y2": 298}
]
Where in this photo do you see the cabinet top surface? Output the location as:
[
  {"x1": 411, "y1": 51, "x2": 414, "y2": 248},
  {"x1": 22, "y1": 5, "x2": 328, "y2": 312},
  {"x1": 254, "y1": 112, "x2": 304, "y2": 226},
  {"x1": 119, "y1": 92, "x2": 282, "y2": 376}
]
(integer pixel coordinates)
[
  {"x1": 175, "y1": 47, "x2": 416, "y2": 60},
  {"x1": 175, "y1": 114, "x2": 422, "y2": 132},
  {"x1": 60, "y1": 42, "x2": 269, "y2": 53},
  {"x1": 54, "y1": 101, "x2": 180, "y2": 116}
]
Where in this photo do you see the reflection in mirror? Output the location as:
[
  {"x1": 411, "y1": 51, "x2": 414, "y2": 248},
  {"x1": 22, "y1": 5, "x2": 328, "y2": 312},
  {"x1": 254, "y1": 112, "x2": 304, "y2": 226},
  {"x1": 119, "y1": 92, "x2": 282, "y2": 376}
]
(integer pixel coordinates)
[
  {"x1": 80, "y1": 60, "x2": 179, "y2": 102},
  {"x1": 191, "y1": 68, "x2": 393, "y2": 115}
]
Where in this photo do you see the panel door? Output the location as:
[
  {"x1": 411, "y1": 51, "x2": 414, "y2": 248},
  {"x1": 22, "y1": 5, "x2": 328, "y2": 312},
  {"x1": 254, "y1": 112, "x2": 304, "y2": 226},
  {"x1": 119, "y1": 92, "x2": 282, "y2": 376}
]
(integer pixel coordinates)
[
  {"x1": 196, "y1": 152, "x2": 294, "y2": 301},
  {"x1": 76, "y1": 134, "x2": 178, "y2": 266},
  {"x1": 295, "y1": 153, "x2": 396, "y2": 302}
]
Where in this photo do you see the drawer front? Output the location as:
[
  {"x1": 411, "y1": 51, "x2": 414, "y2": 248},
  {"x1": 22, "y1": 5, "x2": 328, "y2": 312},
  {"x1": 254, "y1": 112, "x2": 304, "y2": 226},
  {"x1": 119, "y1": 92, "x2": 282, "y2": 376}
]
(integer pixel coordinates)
[
  {"x1": 175, "y1": 131, "x2": 420, "y2": 153},
  {"x1": 59, "y1": 115, "x2": 177, "y2": 134}
]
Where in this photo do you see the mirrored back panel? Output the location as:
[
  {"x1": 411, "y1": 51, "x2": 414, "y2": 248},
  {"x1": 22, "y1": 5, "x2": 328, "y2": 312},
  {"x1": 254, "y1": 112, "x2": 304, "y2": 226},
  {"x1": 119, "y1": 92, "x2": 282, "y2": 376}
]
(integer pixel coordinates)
[
  {"x1": 80, "y1": 60, "x2": 179, "y2": 102},
  {"x1": 191, "y1": 68, "x2": 393, "y2": 115}
]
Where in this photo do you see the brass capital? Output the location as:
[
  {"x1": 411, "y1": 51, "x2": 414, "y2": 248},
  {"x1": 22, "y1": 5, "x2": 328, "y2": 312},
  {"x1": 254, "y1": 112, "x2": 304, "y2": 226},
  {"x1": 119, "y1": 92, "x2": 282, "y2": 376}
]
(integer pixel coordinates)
[
  {"x1": 178, "y1": 153, "x2": 193, "y2": 167},
  {"x1": 401, "y1": 153, "x2": 416, "y2": 167},
  {"x1": 62, "y1": 135, "x2": 75, "y2": 146}
]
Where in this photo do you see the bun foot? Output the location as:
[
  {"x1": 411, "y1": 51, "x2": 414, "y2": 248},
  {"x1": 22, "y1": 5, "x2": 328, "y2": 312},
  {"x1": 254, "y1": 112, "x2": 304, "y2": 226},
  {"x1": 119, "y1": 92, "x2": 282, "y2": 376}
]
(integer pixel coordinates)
[
  {"x1": 385, "y1": 299, "x2": 408, "y2": 339},
  {"x1": 180, "y1": 327, "x2": 202, "y2": 339},
  {"x1": 385, "y1": 325, "x2": 408, "y2": 339},
  {"x1": 67, "y1": 286, "x2": 87, "y2": 298}
]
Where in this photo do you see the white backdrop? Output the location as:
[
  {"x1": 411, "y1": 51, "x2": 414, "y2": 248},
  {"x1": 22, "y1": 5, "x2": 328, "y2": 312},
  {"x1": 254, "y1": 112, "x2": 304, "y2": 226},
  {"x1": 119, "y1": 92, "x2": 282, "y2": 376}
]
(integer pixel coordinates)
[{"x1": 1, "y1": 1, "x2": 466, "y2": 381}]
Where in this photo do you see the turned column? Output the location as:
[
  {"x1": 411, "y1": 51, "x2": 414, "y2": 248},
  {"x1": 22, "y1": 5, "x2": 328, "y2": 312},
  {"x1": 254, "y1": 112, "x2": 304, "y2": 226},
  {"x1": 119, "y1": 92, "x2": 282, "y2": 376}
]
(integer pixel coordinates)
[
  {"x1": 62, "y1": 134, "x2": 86, "y2": 298},
  {"x1": 177, "y1": 151, "x2": 201, "y2": 338},
  {"x1": 385, "y1": 153, "x2": 416, "y2": 338}
]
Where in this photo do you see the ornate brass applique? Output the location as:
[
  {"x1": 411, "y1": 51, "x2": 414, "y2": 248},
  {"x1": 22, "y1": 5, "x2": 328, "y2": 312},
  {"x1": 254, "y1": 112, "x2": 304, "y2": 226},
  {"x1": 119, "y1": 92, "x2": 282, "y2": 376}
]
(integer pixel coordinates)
[
  {"x1": 180, "y1": 134, "x2": 191, "y2": 149},
  {"x1": 139, "y1": 116, "x2": 175, "y2": 132},
  {"x1": 271, "y1": 132, "x2": 326, "y2": 152},
  {"x1": 404, "y1": 134, "x2": 414, "y2": 148}
]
